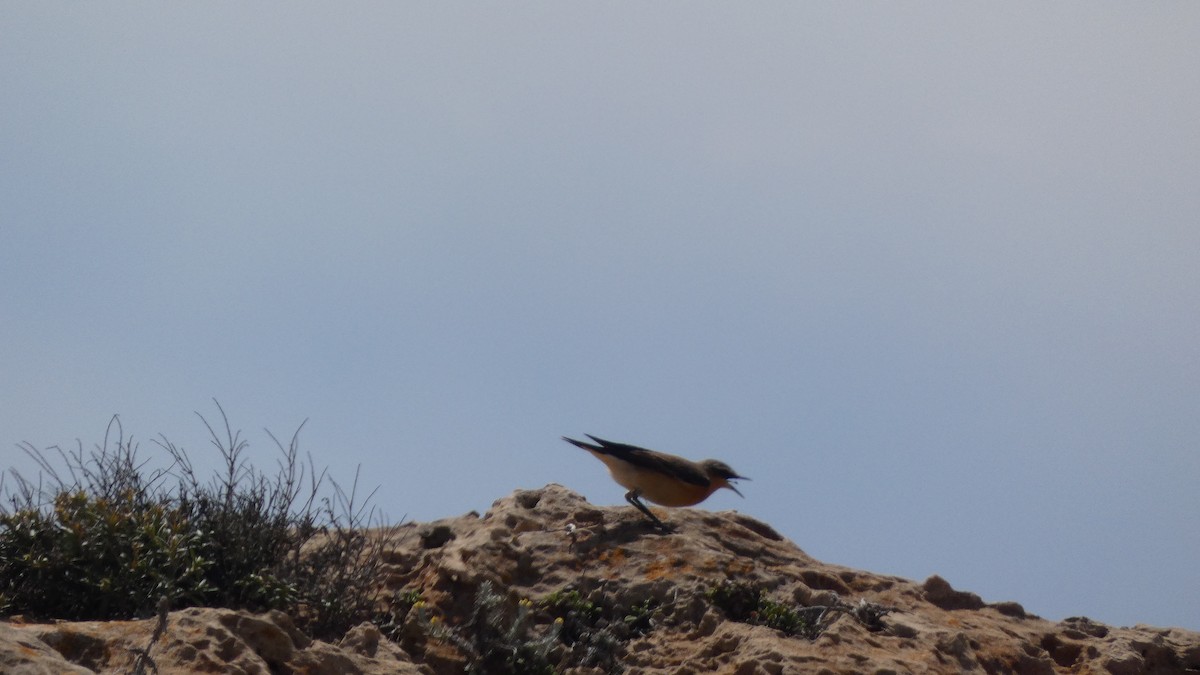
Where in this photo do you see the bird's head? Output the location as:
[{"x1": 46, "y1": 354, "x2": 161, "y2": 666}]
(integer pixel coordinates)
[{"x1": 701, "y1": 460, "x2": 749, "y2": 498}]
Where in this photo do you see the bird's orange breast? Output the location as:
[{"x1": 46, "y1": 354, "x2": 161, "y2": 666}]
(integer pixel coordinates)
[{"x1": 593, "y1": 451, "x2": 717, "y2": 506}]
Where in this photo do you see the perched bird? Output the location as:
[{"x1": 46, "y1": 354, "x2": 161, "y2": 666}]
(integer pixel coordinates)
[{"x1": 562, "y1": 434, "x2": 748, "y2": 529}]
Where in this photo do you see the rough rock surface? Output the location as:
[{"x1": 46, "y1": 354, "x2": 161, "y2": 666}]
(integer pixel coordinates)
[{"x1": 2, "y1": 484, "x2": 1197, "y2": 674}]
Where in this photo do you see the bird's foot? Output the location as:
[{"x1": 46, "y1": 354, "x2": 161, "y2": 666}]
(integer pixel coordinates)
[{"x1": 625, "y1": 491, "x2": 672, "y2": 532}]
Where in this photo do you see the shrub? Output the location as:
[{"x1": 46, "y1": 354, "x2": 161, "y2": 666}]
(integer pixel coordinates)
[
  {"x1": 0, "y1": 488, "x2": 212, "y2": 619},
  {"x1": 0, "y1": 402, "x2": 399, "y2": 640}
]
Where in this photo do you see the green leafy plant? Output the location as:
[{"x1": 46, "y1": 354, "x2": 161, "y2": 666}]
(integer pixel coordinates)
[
  {"x1": 706, "y1": 580, "x2": 818, "y2": 637},
  {"x1": 538, "y1": 588, "x2": 620, "y2": 673},
  {"x1": 420, "y1": 581, "x2": 561, "y2": 675},
  {"x1": 621, "y1": 597, "x2": 657, "y2": 637},
  {"x1": 377, "y1": 588, "x2": 425, "y2": 641},
  {"x1": 538, "y1": 589, "x2": 601, "y2": 643},
  {"x1": 534, "y1": 586, "x2": 659, "y2": 673},
  {"x1": 706, "y1": 580, "x2": 893, "y2": 639}
]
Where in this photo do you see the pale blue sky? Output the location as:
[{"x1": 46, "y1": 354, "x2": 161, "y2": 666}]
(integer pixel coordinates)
[{"x1": 2, "y1": 4, "x2": 1197, "y2": 630}]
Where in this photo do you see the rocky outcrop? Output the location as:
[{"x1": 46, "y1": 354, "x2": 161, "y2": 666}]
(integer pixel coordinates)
[
  {"x1": 1, "y1": 607, "x2": 424, "y2": 675},
  {"x1": 2, "y1": 484, "x2": 1197, "y2": 674}
]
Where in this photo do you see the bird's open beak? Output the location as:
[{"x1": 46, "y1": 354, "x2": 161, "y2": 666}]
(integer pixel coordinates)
[{"x1": 724, "y1": 475, "x2": 748, "y2": 498}]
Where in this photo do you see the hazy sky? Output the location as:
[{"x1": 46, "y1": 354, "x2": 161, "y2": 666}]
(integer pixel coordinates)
[{"x1": 2, "y1": 4, "x2": 1197, "y2": 630}]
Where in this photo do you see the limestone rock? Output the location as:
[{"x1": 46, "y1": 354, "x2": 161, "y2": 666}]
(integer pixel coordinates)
[{"x1": 1, "y1": 484, "x2": 1196, "y2": 674}]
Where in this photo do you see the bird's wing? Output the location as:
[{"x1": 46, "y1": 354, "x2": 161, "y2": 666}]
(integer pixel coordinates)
[{"x1": 583, "y1": 435, "x2": 710, "y2": 487}]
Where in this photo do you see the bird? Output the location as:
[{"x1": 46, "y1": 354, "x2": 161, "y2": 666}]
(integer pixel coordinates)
[{"x1": 562, "y1": 434, "x2": 748, "y2": 529}]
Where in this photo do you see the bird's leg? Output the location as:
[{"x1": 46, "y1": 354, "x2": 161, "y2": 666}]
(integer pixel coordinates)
[{"x1": 625, "y1": 489, "x2": 668, "y2": 530}]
